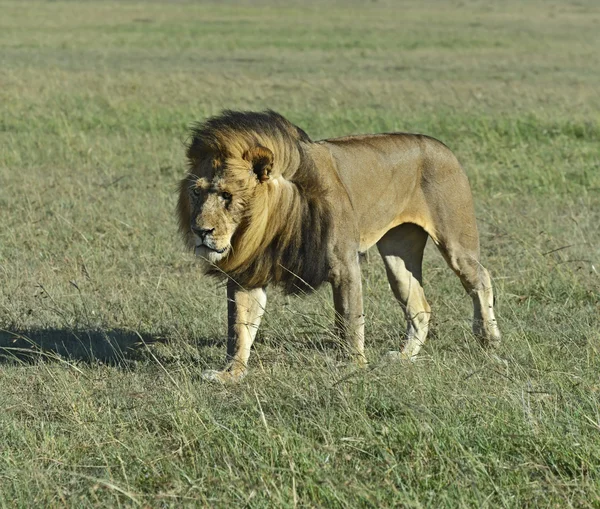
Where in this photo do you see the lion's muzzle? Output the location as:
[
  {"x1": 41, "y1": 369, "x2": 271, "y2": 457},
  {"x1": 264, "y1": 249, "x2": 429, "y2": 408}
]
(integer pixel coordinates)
[
  {"x1": 192, "y1": 226, "x2": 214, "y2": 240},
  {"x1": 192, "y1": 225, "x2": 229, "y2": 262}
]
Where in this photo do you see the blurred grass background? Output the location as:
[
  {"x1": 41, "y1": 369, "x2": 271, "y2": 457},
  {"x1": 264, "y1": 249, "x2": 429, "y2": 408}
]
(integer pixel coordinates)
[{"x1": 0, "y1": 0, "x2": 599, "y2": 506}]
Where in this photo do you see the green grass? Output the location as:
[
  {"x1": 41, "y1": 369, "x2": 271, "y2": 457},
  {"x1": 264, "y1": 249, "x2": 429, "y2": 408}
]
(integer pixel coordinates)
[{"x1": 1, "y1": 0, "x2": 600, "y2": 506}]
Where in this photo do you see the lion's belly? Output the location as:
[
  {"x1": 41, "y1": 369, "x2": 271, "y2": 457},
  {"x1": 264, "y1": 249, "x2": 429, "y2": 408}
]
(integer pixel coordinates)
[
  {"x1": 358, "y1": 226, "x2": 396, "y2": 252},
  {"x1": 357, "y1": 209, "x2": 434, "y2": 252}
]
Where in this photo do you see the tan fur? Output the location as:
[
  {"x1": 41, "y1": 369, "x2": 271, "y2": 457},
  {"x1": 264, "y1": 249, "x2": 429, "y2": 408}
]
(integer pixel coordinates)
[{"x1": 177, "y1": 110, "x2": 501, "y2": 382}]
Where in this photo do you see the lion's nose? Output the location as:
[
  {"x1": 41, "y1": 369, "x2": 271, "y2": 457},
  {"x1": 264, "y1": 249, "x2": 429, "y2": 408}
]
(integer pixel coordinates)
[{"x1": 192, "y1": 226, "x2": 214, "y2": 239}]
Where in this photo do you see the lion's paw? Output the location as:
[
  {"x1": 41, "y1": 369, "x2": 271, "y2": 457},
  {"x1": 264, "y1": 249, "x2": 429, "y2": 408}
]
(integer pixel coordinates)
[
  {"x1": 201, "y1": 369, "x2": 246, "y2": 384},
  {"x1": 473, "y1": 320, "x2": 501, "y2": 348},
  {"x1": 384, "y1": 350, "x2": 416, "y2": 363},
  {"x1": 352, "y1": 354, "x2": 368, "y2": 368}
]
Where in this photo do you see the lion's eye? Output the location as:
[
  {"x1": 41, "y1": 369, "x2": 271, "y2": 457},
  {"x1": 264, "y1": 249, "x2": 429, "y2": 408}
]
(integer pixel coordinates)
[
  {"x1": 192, "y1": 187, "x2": 201, "y2": 196},
  {"x1": 221, "y1": 192, "x2": 232, "y2": 201}
]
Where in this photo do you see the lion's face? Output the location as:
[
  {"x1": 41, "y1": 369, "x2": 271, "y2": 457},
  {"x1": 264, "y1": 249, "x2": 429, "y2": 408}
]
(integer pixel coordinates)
[
  {"x1": 180, "y1": 146, "x2": 274, "y2": 264},
  {"x1": 188, "y1": 173, "x2": 247, "y2": 263}
]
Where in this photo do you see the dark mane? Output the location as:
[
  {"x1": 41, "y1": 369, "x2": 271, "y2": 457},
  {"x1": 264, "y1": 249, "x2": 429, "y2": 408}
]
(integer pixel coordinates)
[
  {"x1": 187, "y1": 109, "x2": 311, "y2": 161},
  {"x1": 226, "y1": 154, "x2": 332, "y2": 295},
  {"x1": 186, "y1": 110, "x2": 331, "y2": 295}
]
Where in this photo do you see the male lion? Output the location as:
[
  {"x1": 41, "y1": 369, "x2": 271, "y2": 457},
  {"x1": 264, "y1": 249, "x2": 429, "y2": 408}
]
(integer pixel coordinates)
[{"x1": 177, "y1": 110, "x2": 500, "y2": 382}]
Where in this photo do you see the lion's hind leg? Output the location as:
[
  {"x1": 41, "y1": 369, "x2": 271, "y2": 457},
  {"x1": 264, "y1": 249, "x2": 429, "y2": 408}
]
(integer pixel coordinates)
[
  {"x1": 436, "y1": 239, "x2": 501, "y2": 348},
  {"x1": 377, "y1": 223, "x2": 431, "y2": 360}
]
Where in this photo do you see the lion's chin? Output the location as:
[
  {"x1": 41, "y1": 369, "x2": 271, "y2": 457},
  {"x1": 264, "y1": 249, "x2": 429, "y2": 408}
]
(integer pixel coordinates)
[{"x1": 195, "y1": 245, "x2": 229, "y2": 264}]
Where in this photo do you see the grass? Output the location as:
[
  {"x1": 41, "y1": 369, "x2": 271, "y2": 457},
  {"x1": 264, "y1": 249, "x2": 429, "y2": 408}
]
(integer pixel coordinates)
[{"x1": 1, "y1": 0, "x2": 600, "y2": 506}]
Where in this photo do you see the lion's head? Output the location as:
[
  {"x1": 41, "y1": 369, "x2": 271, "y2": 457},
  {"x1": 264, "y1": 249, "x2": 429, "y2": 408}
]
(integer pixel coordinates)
[
  {"x1": 177, "y1": 110, "x2": 332, "y2": 293},
  {"x1": 178, "y1": 144, "x2": 274, "y2": 264}
]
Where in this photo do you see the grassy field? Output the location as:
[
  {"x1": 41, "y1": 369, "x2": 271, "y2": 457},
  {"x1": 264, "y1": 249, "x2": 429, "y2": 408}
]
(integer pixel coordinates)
[{"x1": 1, "y1": 0, "x2": 600, "y2": 506}]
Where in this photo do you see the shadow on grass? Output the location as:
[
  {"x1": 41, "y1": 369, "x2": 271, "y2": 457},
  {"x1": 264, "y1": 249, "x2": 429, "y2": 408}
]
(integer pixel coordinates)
[
  {"x1": 0, "y1": 328, "x2": 227, "y2": 367},
  {"x1": 0, "y1": 328, "x2": 165, "y2": 365}
]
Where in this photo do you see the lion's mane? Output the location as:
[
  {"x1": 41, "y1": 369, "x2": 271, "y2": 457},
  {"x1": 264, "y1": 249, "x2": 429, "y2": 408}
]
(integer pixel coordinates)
[{"x1": 178, "y1": 110, "x2": 333, "y2": 294}]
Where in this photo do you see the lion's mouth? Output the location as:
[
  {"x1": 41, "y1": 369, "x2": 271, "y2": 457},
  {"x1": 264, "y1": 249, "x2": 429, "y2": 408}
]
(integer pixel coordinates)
[
  {"x1": 206, "y1": 246, "x2": 227, "y2": 254},
  {"x1": 195, "y1": 244, "x2": 227, "y2": 255}
]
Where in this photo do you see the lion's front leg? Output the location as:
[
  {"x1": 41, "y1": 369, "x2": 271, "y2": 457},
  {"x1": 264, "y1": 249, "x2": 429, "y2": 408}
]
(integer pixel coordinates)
[
  {"x1": 202, "y1": 281, "x2": 267, "y2": 383},
  {"x1": 331, "y1": 258, "x2": 367, "y2": 366}
]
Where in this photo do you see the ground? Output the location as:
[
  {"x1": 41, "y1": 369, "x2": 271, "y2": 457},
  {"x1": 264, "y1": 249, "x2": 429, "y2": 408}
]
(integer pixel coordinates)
[{"x1": 1, "y1": 0, "x2": 599, "y2": 506}]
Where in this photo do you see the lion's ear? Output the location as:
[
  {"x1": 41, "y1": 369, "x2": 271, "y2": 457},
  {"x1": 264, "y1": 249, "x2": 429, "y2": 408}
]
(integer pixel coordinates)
[{"x1": 243, "y1": 146, "x2": 273, "y2": 183}]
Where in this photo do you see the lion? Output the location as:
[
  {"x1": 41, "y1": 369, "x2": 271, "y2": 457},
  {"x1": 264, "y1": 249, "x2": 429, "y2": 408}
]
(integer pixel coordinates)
[{"x1": 177, "y1": 110, "x2": 500, "y2": 383}]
